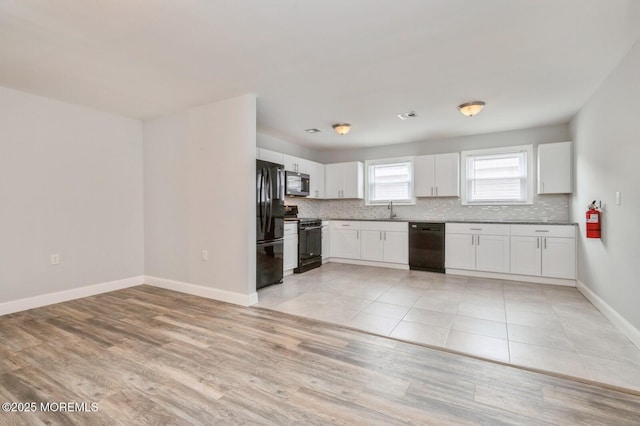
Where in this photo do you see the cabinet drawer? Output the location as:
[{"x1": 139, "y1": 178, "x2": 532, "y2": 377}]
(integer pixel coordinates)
[
  {"x1": 446, "y1": 223, "x2": 509, "y2": 235},
  {"x1": 331, "y1": 220, "x2": 361, "y2": 230},
  {"x1": 284, "y1": 223, "x2": 298, "y2": 236},
  {"x1": 510, "y1": 224, "x2": 575, "y2": 238},
  {"x1": 360, "y1": 221, "x2": 408, "y2": 232}
]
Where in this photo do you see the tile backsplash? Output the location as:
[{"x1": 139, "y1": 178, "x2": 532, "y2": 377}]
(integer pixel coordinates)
[{"x1": 286, "y1": 194, "x2": 569, "y2": 222}]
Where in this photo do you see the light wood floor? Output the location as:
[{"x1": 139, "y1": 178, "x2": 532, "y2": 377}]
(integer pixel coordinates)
[{"x1": 1, "y1": 285, "x2": 640, "y2": 425}]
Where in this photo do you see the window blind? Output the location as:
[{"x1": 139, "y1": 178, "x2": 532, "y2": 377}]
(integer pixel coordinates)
[
  {"x1": 368, "y1": 160, "x2": 412, "y2": 203},
  {"x1": 466, "y1": 152, "x2": 527, "y2": 203}
]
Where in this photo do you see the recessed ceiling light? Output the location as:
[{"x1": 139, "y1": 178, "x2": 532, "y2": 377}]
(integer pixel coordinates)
[
  {"x1": 397, "y1": 111, "x2": 418, "y2": 120},
  {"x1": 305, "y1": 128, "x2": 321, "y2": 133}
]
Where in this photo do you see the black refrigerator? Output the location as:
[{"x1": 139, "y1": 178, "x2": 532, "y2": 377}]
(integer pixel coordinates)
[{"x1": 256, "y1": 159, "x2": 285, "y2": 289}]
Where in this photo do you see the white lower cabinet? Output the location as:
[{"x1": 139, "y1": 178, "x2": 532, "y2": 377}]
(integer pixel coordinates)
[
  {"x1": 360, "y1": 222, "x2": 408, "y2": 264},
  {"x1": 330, "y1": 221, "x2": 361, "y2": 259},
  {"x1": 283, "y1": 223, "x2": 298, "y2": 273},
  {"x1": 321, "y1": 221, "x2": 330, "y2": 261},
  {"x1": 381, "y1": 230, "x2": 409, "y2": 264},
  {"x1": 510, "y1": 225, "x2": 576, "y2": 279},
  {"x1": 445, "y1": 224, "x2": 510, "y2": 273},
  {"x1": 330, "y1": 220, "x2": 408, "y2": 265},
  {"x1": 360, "y1": 230, "x2": 384, "y2": 261}
]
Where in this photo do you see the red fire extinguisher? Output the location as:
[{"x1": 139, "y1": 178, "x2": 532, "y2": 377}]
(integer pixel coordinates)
[{"x1": 586, "y1": 200, "x2": 601, "y2": 238}]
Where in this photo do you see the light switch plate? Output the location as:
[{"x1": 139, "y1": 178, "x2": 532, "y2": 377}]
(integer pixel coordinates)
[{"x1": 616, "y1": 191, "x2": 621, "y2": 205}]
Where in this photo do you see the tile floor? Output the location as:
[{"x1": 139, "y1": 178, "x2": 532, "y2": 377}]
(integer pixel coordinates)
[{"x1": 257, "y1": 263, "x2": 640, "y2": 392}]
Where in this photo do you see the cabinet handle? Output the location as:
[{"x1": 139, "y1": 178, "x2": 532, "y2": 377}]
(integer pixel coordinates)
[
  {"x1": 470, "y1": 228, "x2": 482, "y2": 231},
  {"x1": 379, "y1": 231, "x2": 382, "y2": 240},
  {"x1": 431, "y1": 187, "x2": 434, "y2": 196},
  {"x1": 537, "y1": 237, "x2": 540, "y2": 249},
  {"x1": 535, "y1": 230, "x2": 549, "y2": 233},
  {"x1": 544, "y1": 237, "x2": 547, "y2": 250},
  {"x1": 477, "y1": 235, "x2": 480, "y2": 246},
  {"x1": 435, "y1": 187, "x2": 438, "y2": 196},
  {"x1": 471, "y1": 235, "x2": 474, "y2": 245},
  {"x1": 384, "y1": 231, "x2": 386, "y2": 241}
]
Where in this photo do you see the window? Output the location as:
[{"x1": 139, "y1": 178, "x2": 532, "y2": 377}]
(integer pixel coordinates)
[
  {"x1": 461, "y1": 145, "x2": 533, "y2": 205},
  {"x1": 366, "y1": 158, "x2": 414, "y2": 205}
]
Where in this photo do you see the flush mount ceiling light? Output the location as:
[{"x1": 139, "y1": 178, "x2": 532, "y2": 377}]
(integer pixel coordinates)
[
  {"x1": 305, "y1": 128, "x2": 321, "y2": 133},
  {"x1": 332, "y1": 123, "x2": 351, "y2": 135},
  {"x1": 457, "y1": 101, "x2": 486, "y2": 117}
]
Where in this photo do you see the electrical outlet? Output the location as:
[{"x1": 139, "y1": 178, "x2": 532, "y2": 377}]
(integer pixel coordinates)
[
  {"x1": 201, "y1": 250, "x2": 208, "y2": 261},
  {"x1": 50, "y1": 254, "x2": 60, "y2": 265}
]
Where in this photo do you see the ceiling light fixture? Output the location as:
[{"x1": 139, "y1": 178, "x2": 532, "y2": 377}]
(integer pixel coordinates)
[
  {"x1": 332, "y1": 123, "x2": 351, "y2": 135},
  {"x1": 305, "y1": 128, "x2": 321, "y2": 133},
  {"x1": 457, "y1": 101, "x2": 486, "y2": 117}
]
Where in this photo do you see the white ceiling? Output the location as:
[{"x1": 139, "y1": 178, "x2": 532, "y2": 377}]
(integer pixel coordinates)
[{"x1": 1, "y1": 1, "x2": 639, "y2": 151}]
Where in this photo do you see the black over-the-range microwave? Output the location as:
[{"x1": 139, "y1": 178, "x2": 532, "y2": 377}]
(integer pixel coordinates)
[{"x1": 285, "y1": 171, "x2": 310, "y2": 197}]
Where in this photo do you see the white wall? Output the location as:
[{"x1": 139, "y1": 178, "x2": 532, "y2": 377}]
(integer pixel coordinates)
[
  {"x1": 257, "y1": 130, "x2": 321, "y2": 161},
  {"x1": 144, "y1": 95, "x2": 257, "y2": 303},
  {"x1": 570, "y1": 40, "x2": 640, "y2": 331},
  {"x1": 0, "y1": 87, "x2": 144, "y2": 303},
  {"x1": 316, "y1": 123, "x2": 570, "y2": 164}
]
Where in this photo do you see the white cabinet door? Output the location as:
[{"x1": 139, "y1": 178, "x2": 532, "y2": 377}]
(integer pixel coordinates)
[
  {"x1": 360, "y1": 230, "x2": 384, "y2": 261},
  {"x1": 323, "y1": 162, "x2": 363, "y2": 199},
  {"x1": 414, "y1": 153, "x2": 459, "y2": 197},
  {"x1": 542, "y1": 237, "x2": 576, "y2": 279},
  {"x1": 282, "y1": 154, "x2": 307, "y2": 173},
  {"x1": 475, "y1": 234, "x2": 510, "y2": 273},
  {"x1": 445, "y1": 233, "x2": 476, "y2": 270},
  {"x1": 383, "y1": 231, "x2": 408, "y2": 264},
  {"x1": 321, "y1": 222, "x2": 330, "y2": 259},
  {"x1": 307, "y1": 161, "x2": 325, "y2": 199},
  {"x1": 434, "y1": 153, "x2": 460, "y2": 197},
  {"x1": 283, "y1": 234, "x2": 298, "y2": 271},
  {"x1": 341, "y1": 161, "x2": 364, "y2": 199},
  {"x1": 414, "y1": 155, "x2": 435, "y2": 197},
  {"x1": 331, "y1": 229, "x2": 360, "y2": 259},
  {"x1": 538, "y1": 142, "x2": 572, "y2": 194},
  {"x1": 324, "y1": 163, "x2": 343, "y2": 198},
  {"x1": 258, "y1": 148, "x2": 284, "y2": 165},
  {"x1": 510, "y1": 236, "x2": 541, "y2": 276}
]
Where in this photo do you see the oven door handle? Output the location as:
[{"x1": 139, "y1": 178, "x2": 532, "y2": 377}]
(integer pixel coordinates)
[{"x1": 300, "y1": 225, "x2": 322, "y2": 230}]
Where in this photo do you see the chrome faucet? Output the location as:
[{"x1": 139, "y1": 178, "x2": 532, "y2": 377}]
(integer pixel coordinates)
[{"x1": 388, "y1": 200, "x2": 396, "y2": 219}]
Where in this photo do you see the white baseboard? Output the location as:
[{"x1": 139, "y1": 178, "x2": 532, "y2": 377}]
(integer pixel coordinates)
[
  {"x1": 329, "y1": 258, "x2": 409, "y2": 270},
  {"x1": 446, "y1": 269, "x2": 576, "y2": 287},
  {"x1": 0, "y1": 276, "x2": 144, "y2": 316},
  {"x1": 577, "y1": 280, "x2": 640, "y2": 350},
  {"x1": 144, "y1": 276, "x2": 258, "y2": 307}
]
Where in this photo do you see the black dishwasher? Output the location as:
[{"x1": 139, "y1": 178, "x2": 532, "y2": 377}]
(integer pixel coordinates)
[{"x1": 409, "y1": 222, "x2": 445, "y2": 273}]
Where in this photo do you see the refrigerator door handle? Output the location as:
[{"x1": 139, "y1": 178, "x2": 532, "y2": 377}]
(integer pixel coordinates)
[
  {"x1": 258, "y1": 167, "x2": 265, "y2": 233},
  {"x1": 266, "y1": 168, "x2": 273, "y2": 233}
]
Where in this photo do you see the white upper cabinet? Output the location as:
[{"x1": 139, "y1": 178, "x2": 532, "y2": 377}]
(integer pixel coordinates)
[
  {"x1": 283, "y1": 154, "x2": 308, "y2": 174},
  {"x1": 414, "y1": 153, "x2": 460, "y2": 197},
  {"x1": 307, "y1": 160, "x2": 325, "y2": 199},
  {"x1": 324, "y1": 162, "x2": 364, "y2": 199},
  {"x1": 257, "y1": 148, "x2": 284, "y2": 165},
  {"x1": 537, "y1": 142, "x2": 572, "y2": 194}
]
